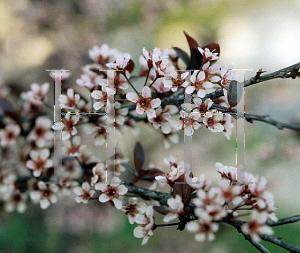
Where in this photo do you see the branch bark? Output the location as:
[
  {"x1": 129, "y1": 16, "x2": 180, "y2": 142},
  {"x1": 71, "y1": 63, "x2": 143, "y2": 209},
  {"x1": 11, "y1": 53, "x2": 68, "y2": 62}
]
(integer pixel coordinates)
[
  {"x1": 212, "y1": 104, "x2": 300, "y2": 131},
  {"x1": 267, "y1": 215, "x2": 300, "y2": 227},
  {"x1": 244, "y1": 62, "x2": 300, "y2": 88}
]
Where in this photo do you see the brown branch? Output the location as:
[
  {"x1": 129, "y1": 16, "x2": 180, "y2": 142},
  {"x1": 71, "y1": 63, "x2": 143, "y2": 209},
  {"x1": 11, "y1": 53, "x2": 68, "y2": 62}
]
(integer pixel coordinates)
[
  {"x1": 229, "y1": 219, "x2": 271, "y2": 253},
  {"x1": 244, "y1": 62, "x2": 300, "y2": 88},
  {"x1": 228, "y1": 219, "x2": 300, "y2": 253},
  {"x1": 124, "y1": 183, "x2": 172, "y2": 206},
  {"x1": 267, "y1": 215, "x2": 300, "y2": 227},
  {"x1": 211, "y1": 104, "x2": 300, "y2": 132},
  {"x1": 260, "y1": 234, "x2": 300, "y2": 253}
]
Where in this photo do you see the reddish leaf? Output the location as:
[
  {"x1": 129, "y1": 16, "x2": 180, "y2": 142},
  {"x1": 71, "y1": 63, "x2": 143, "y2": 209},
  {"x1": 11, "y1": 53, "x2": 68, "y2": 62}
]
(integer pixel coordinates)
[
  {"x1": 183, "y1": 31, "x2": 203, "y2": 70},
  {"x1": 173, "y1": 178, "x2": 192, "y2": 208},
  {"x1": 133, "y1": 142, "x2": 145, "y2": 172},
  {"x1": 184, "y1": 31, "x2": 199, "y2": 50},
  {"x1": 4, "y1": 110, "x2": 21, "y2": 124},
  {"x1": 137, "y1": 169, "x2": 164, "y2": 182},
  {"x1": 254, "y1": 68, "x2": 266, "y2": 79},
  {"x1": 153, "y1": 206, "x2": 170, "y2": 215},
  {"x1": 125, "y1": 59, "x2": 135, "y2": 73},
  {"x1": 291, "y1": 66, "x2": 300, "y2": 79},
  {"x1": 201, "y1": 43, "x2": 220, "y2": 61}
]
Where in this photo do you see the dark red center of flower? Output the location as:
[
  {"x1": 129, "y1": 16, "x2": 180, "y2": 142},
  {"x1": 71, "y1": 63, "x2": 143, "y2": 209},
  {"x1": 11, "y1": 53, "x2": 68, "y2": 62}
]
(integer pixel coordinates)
[
  {"x1": 7, "y1": 131, "x2": 15, "y2": 140},
  {"x1": 12, "y1": 194, "x2": 22, "y2": 203},
  {"x1": 35, "y1": 127, "x2": 45, "y2": 137},
  {"x1": 67, "y1": 99, "x2": 76, "y2": 108},
  {"x1": 35, "y1": 160, "x2": 46, "y2": 170},
  {"x1": 42, "y1": 189, "x2": 52, "y2": 197}
]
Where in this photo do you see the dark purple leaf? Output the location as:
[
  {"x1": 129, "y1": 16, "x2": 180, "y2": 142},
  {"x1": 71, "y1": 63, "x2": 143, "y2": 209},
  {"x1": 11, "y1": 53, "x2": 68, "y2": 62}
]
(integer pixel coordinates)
[
  {"x1": 133, "y1": 142, "x2": 145, "y2": 172},
  {"x1": 121, "y1": 163, "x2": 137, "y2": 176},
  {"x1": 173, "y1": 178, "x2": 192, "y2": 208},
  {"x1": 173, "y1": 47, "x2": 190, "y2": 67},
  {"x1": 184, "y1": 31, "x2": 203, "y2": 70},
  {"x1": 125, "y1": 59, "x2": 135, "y2": 73}
]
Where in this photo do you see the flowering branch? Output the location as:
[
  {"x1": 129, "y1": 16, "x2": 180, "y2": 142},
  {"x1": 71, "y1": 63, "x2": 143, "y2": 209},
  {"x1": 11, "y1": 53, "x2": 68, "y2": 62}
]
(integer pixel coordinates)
[
  {"x1": 1, "y1": 33, "x2": 300, "y2": 251},
  {"x1": 261, "y1": 234, "x2": 300, "y2": 253},
  {"x1": 211, "y1": 104, "x2": 300, "y2": 131},
  {"x1": 244, "y1": 61, "x2": 300, "y2": 87},
  {"x1": 267, "y1": 214, "x2": 300, "y2": 227}
]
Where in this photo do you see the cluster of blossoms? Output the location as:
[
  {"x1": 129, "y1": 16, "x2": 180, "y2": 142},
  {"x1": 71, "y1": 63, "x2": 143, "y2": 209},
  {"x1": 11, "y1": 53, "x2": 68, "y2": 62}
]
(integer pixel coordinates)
[{"x1": 0, "y1": 33, "x2": 282, "y2": 249}]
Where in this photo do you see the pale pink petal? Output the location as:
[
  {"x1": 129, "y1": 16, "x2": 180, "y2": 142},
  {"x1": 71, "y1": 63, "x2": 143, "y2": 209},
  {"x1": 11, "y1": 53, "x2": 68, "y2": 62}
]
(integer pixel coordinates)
[
  {"x1": 94, "y1": 136, "x2": 105, "y2": 146},
  {"x1": 30, "y1": 191, "x2": 41, "y2": 200},
  {"x1": 136, "y1": 104, "x2": 144, "y2": 114},
  {"x1": 146, "y1": 109, "x2": 156, "y2": 119},
  {"x1": 99, "y1": 194, "x2": 109, "y2": 203},
  {"x1": 67, "y1": 88, "x2": 74, "y2": 98},
  {"x1": 41, "y1": 83, "x2": 50, "y2": 94},
  {"x1": 141, "y1": 86, "x2": 151, "y2": 98},
  {"x1": 112, "y1": 198, "x2": 122, "y2": 209},
  {"x1": 197, "y1": 89, "x2": 206, "y2": 98},
  {"x1": 91, "y1": 90, "x2": 103, "y2": 99},
  {"x1": 30, "y1": 150, "x2": 39, "y2": 161},
  {"x1": 39, "y1": 149, "x2": 50, "y2": 160},
  {"x1": 93, "y1": 102, "x2": 104, "y2": 110},
  {"x1": 74, "y1": 187, "x2": 83, "y2": 195},
  {"x1": 133, "y1": 226, "x2": 144, "y2": 238},
  {"x1": 33, "y1": 170, "x2": 42, "y2": 177},
  {"x1": 82, "y1": 182, "x2": 90, "y2": 191},
  {"x1": 186, "y1": 86, "x2": 195, "y2": 94},
  {"x1": 150, "y1": 98, "x2": 161, "y2": 108},
  {"x1": 26, "y1": 160, "x2": 36, "y2": 170},
  {"x1": 40, "y1": 199, "x2": 50, "y2": 209},
  {"x1": 44, "y1": 160, "x2": 53, "y2": 168},
  {"x1": 117, "y1": 185, "x2": 128, "y2": 195},
  {"x1": 126, "y1": 92, "x2": 138, "y2": 103},
  {"x1": 95, "y1": 183, "x2": 108, "y2": 191}
]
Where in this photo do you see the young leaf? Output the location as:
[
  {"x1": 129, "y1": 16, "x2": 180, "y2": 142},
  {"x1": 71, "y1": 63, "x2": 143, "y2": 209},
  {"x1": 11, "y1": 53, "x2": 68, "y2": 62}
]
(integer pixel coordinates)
[
  {"x1": 137, "y1": 169, "x2": 164, "y2": 182},
  {"x1": 133, "y1": 142, "x2": 145, "y2": 172},
  {"x1": 172, "y1": 47, "x2": 190, "y2": 67},
  {"x1": 183, "y1": 31, "x2": 203, "y2": 70},
  {"x1": 125, "y1": 59, "x2": 135, "y2": 73},
  {"x1": 173, "y1": 178, "x2": 192, "y2": 208},
  {"x1": 227, "y1": 80, "x2": 243, "y2": 107},
  {"x1": 291, "y1": 66, "x2": 300, "y2": 79}
]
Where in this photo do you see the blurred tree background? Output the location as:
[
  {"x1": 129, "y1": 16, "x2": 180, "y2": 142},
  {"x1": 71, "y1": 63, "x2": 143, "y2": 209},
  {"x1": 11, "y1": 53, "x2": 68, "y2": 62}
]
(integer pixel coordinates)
[{"x1": 0, "y1": 0, "x2": 300, "y2": 252}]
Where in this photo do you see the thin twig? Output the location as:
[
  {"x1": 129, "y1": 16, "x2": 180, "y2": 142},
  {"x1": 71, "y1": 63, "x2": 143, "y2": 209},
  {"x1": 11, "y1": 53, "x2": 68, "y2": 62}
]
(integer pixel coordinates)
[
  {"x1": 267, "y1": 215, "x2": 300, "y2": 227},
  {"x1": 148, "y1": 77, "x2": 158, "y2": 88},
  {"x1": 211, "y1": 104, "x2": 300, "y2": 131},
  {"x1": 260, "y1": 234, "x2": 300, "y2": 253},
  {"x1": 144, "y1": 67, "x2": 152, "y2": 87},
  {"x1": 122, "y1": 73, "x2": 139, "y2": 94},
  {"x1": 124, "y1": 183, "x2": 172, "y2": 206},
  {"x1": 244, "y1": 62, "x2": 300, "y2": 87},
  {"x1": 230, "y1": 219, "x2": 271, "y2": 253}
]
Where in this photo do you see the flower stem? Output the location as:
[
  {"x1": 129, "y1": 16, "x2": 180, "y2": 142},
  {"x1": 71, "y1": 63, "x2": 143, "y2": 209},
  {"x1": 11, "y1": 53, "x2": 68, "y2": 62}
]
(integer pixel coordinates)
[
  {"x1": 123, "y1": 73, "x2": 139, "y2": 94},
  {"x1": 144, "y1": 67, "x2": 152, "y2": 87},
  {"x1": 155, "y1": 222, "x2": 180, "y2": 228},
  {"x1": 148, "y1": 77, "x2": 158, "y2": 88}
]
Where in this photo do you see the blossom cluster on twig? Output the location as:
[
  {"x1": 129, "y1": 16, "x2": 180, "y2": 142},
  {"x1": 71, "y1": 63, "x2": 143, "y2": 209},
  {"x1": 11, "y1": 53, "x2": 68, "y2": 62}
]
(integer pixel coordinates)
[{"x1": 0, "y1": 32, "x2": 300, "y2": 252}]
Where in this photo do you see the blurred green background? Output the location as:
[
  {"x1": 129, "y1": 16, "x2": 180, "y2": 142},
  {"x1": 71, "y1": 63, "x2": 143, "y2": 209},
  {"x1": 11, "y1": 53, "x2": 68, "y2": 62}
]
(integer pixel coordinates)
[{"x1": 0, "y1": 0, "x2": 300, "y2": 252}]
